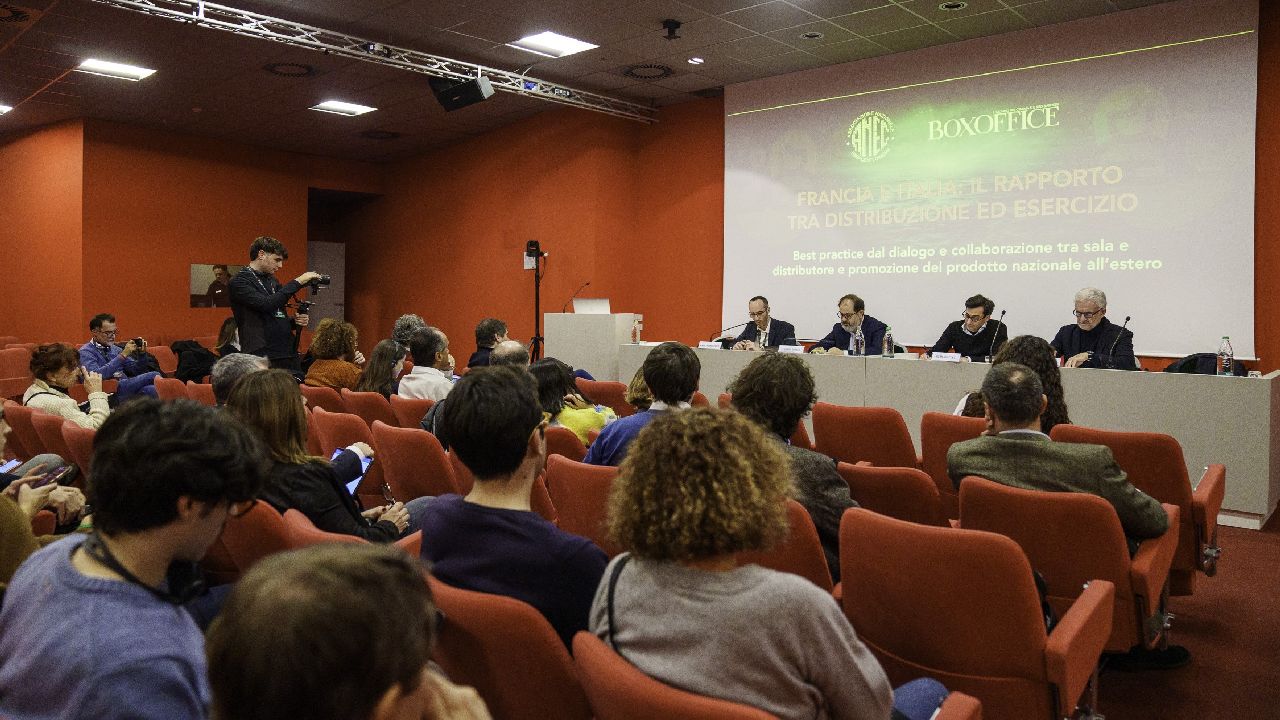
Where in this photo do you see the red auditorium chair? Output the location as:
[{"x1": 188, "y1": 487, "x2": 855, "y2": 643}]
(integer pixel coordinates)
[
  {"x1": 201, "y1": 501, "x2": 293, "y2": 585},
  {"x1": 31, "y1": 414, "x2": 75, "y2": 465},
  {"x1": 1050, "y1": 424, "x2": 1226, "y2": 596},
  {"x1": 148, "y1": 345, "x2": 179, "y2": 375},
  {"x1": 691, "y1": 391, "x2": 710, "y2": 408},
  {"x1": 4, "y1": 343, "x2": 36, "y2": 351},
  {"x1": 428, "y1": 576, "x2": 591, "y2": 720},
  {"x1": 920, "y1": 411, "x2": 986, "y2": 519},
  {"x1": 185, "y1": 381, "x2": 216, "y2": 407},
  {"x1": 299, "y1": 384, "x2": 345, "y2": 414},
  {"x1": 309, "y1": 407, "x2": 386, "y2": 505},
  {"x1": 837, "y1": 461, "x2": 947, "y2": 527},
  {"x1": 572, "y1": 632, "x2": 777, "y2": 719},
  {"x1": 544, "y1": 455, "x2": 619, "y2": 556},
  {"x1": 60, "y1": 423, "x2": 96, "y2": 478},
  {"x1": 738, "y1": 499, "x2": 833, "y2": 593},
  {"x1": 282, "y1": 508, "x2": 421, "y2": 555},
  {"x1": 575, "y1": 379, "x2": 633, "y2": 418},
  {"x1": 717, "y1": 392, "x2": 813, "y2": 449},
  {"x1": 0, "y1": 347, "x2": 33, "y2": 379},
  {"x1": 389, "y1": 394, "x2": 432, "y2": 428},
  {"x1": 840, "y1": 508, "x2": 1113, "y2": 720},
  {"x1": 447, "y1": 451, "x2": 476, "y2": 495},
  {"x1": 0, "y1": 336, "x2": 19, "y2": 347},
  {"x1": 959, "y1": 476, "x2": 1180, "y2": 653},
  {"x1": 4, "y1": 404, "x2": 47, "y2": 458},
  {"x1": 153, "y1": 377, "x2": 188, "y2": 401},
  {"x1": 340, "y1": 388, "x2": 398, "y2": 428},
  {"x1": 812, "y1": 403, "x2": 920, "y2": 468},
  {"x1": 3, "y1": 400, "x2": 32, "y2": 460},
  {"x1": 545, "y1": 425, "x2": 588, "y2": 462},
  {"x1": 369, "y1": 420, "x2": 461, "y2": 499}
]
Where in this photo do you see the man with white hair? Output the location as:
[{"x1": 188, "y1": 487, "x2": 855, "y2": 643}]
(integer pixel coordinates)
[{"x1": 1050, "y1": 287, "x2": 1136, "y2": 369}]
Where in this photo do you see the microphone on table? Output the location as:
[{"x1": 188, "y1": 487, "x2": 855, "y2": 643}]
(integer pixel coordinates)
[
  {"x1": 561, "y1": 281, "x2": 591, "y2": 313},
  {"x1": 986, "y1": 309, "x2": 1006, "y2": 360},
  {"x1": 1106, "y1": 316, "x2": 1131, "y2": 368},
  {"x1": 711, "y1": 321, "x2": 750, "y2": 341}
]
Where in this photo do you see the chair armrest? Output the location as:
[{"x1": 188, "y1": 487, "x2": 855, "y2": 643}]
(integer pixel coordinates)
[
  {"x1": 1129, "y1": 505, "x2": 1179, "y2": 616},
  {"x1": 855, "y1": 460, "x2": 872, "y2": 467},
  {"x1": 935, "y1": 691, "x2": 982, "y2": 720},
  {"x1": 395, "y1": 530, "x2": 422, "y2": 556},
  {"x1": 1192, "y1": 464, "x2": 1226, "y2": 547},
  {"x1": 1046, "y1": 579, "x2": 1114, "y2": 719}
]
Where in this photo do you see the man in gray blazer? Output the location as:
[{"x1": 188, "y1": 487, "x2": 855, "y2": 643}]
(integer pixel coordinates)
[{"x1": 947, "y1": 362, "x2": 1168, "y2": 543}]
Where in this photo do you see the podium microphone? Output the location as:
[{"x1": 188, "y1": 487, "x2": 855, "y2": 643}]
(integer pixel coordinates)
[
  {"x1": 987, "y1": 309, "x2": 1006, "y2": 359},
  {"x1": 711, "y1": 321, "x2": 750, "y2": 341},
  {"x1": 1107, "y1": 315, "x2": 1131, "y2": 368},
  {"x1": 561, "y1": 281, "x2": 591, "y2": 313}
]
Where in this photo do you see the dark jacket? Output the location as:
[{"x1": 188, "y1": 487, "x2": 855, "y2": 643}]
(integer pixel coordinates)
[
  {"x1": 259, "y1": 450, "x2": 398, "y2": 543},
  {"x1": 813, "y1": 315, "x2": 888, "y2": 354},
  {"x1": 779, "y1": 440, "x2": 857, "y2": 584},
  {"x1": 1050, "y1": 317, "x2": 1136, "y2": 370},
  {"x1": 467, "y1": 346, "x2": 493, "y2": 368},
  {"x1": 733, "y1": 319, "x2": 798, "y2": 348},
  {"x1": 229, "y1": 267, "x2": 303, "y2": 360},
  {"x1": 930, "y1": 320, "x2": 1008, "y2": 361}
]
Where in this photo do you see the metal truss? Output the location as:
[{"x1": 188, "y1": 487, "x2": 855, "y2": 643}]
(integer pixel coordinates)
[{"x1": 89, "y1": 0, "x2": 659, "y2": 123}]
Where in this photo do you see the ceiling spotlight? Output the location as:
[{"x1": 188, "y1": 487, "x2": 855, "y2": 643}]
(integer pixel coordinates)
[
  {"x1": 688, "y1": 57, "x2": 704, "y2": 65},
  {"x1": 310, "y1": 100, "x2": 377, "y2": 116},
  {"x1": 76, "y1": 59, "x2": 155, "y2": 81},
  {"x1": 662, "y1": 19, "x2": 682, "y2": 40},
  {"x1": 939, "y1": 1, "x2": 968, "y2": 9},
  {"x1": 359, "y1": 42, "x2": 393, "y2": 58},
  {"x1": 0, "y1": 104, "x2": 12, "y2": 115}
]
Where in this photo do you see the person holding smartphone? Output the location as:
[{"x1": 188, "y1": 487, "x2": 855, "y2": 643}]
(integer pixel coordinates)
[
  {"x1": 79, "y1": 313, "x2": 161, "y2": 401},
  {"x1": 23, "y1": 344, "x2": 111, "y2": 429}
]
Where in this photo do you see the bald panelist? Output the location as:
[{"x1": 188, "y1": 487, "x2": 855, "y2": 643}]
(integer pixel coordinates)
[{"x1": 732, "y1": 296, "x2": 797, "y2": 350}]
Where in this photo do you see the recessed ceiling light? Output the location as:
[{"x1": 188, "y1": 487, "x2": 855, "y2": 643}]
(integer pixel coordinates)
[
  {"x1": 800, "y1": 31, "x2": 825, "y2": 40},
  {"x1": 310, "y1": 100, "x2": 376, "y2": 116},
  {"x1": 508, "y1": 31, "x2": 598, "y2": 59},
  {"x1": 939, "y1": 1, "x2": 968, "y2": 10},
  {"x1": 0, "y1": 104, "x2": 11, "y2": 115},
  {"x1": 76, "y1": 59, "x2": 156, "y2": 81},
  {"x1": 688, "y1": 57, "x2": 704, "y2": 65}
]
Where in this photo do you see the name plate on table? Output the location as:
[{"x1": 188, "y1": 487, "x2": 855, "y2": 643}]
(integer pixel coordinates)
[
  {"x1": 698, "y1": 341, "x2": 726, "y2": 350},
  {"x1": 778, "y1": 344, "x2": 805, "y2": 354},
  {"x1": 931, "y1": 352, "x2": 962, "y2": 362}
]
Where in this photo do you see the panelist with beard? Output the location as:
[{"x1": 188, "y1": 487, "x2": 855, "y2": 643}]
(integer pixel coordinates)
[{"x1": 810, "y1": 294, "x2": 888, "y2": 355}]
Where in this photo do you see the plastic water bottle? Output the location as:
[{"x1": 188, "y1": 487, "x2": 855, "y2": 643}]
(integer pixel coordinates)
[
  {"x1": 852, "y1": 327, "x2": 865, "y2": 356},
  {"x1": 1217, "y1": 336, "x2": 1234, "y2": 376},
  {"x1": 630, "y1": 318, "x2": 641, "y2": 344},
  {"x1": 882, "y1": 326, "x2": 895, "y2": 358}
]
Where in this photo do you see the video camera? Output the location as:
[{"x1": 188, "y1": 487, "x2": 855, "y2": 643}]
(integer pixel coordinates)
[{"x1": 308, "y1": 274, "x2": 331, "y2": 291}]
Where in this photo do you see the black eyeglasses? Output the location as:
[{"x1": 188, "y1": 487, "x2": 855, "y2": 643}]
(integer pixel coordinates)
[{"x1": 1072, "y1": 310, "x2": 1101, "y2": 320}]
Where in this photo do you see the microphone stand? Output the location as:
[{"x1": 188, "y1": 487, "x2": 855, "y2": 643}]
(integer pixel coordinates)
[
  {"x1": 1105, "y1": 316, "x2": 1131, "y2": 369},
  {"x1": 711, "y1": 322, "x2": 750, "y2": 342},
  {"x1": 529, "y1": 252, "x2": 546, "y2": 361},
  {"x1": 986, "y1": 310, "x2": 1006, "y2": 361}
]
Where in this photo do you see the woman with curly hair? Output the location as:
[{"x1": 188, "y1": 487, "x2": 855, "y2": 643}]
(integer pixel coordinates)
[
  {"x1": 23, "y1": 343, "x2": 109, "y2": 429},
  {"x1": 304, "y1": 318, "x2": 366, "y2": 391},
  {"x1": 355, "y1": 339, "x2": 407, "y2": 399},
  {"x1": 959, "y1": 335, "x2": 1071, "y2": 434},
  {"x1": 592, "y1": 408, "x2": 946, "y2": 720}
]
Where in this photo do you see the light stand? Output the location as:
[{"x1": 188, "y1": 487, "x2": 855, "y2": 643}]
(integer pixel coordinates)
[{"x1": 525, "y1": 240, "x2": 547, "y2": 360}]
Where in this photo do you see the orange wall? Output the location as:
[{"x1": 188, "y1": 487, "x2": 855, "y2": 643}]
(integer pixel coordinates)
[
  {"x1": 0, "y1": 121, "x2": 84, "y2": 343},
  {"x1": 79, "y1": 120, "x2": 383, "y2": 345}
]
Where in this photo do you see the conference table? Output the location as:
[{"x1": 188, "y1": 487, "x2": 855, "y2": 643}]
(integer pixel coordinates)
[{"x1": 612, "y1": 344, "x2": 1280, "y2": 530}]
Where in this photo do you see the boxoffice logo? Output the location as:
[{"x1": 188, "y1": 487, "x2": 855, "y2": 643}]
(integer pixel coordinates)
[
  {"x1": 847, "y1": 111, "x2": 894, "y2": 163},
  {"x1": 929, "y1": 103, "x2": 1061, "y2": 140}
]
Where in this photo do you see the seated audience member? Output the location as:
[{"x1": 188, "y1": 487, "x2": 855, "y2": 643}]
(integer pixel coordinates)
[
  {"x1": 206, "y1": 264, "x2": 232, "y2": 308},
  {"x1": 1, "y1": 470, "x2": 87, "y2": 585},
  {"x1": 79, "y1": 313, "x2": 160, "y2": 401},
  {"x1": 595, "y1": 408, "x2": 947, "y2": 720},
  {"x1": 304, "y1": 319, "x2": 366, "y2": 391},
  {"x1": 624, "y1": 366, "x2": 652, "y2": 412},
  {"x1": 929, "y1": 294, "x2": 1008, "y2": 361},
  {"x1": 529, "y1": 358, "x2": 616, "y2": 445},
  {"x1": 355, "y1": 339, "x2": 407, "y2": 399},
  {"x1": 732, "y1": 295, "x2": 797, "y2": 350},
  {"x1": 584, "y1": 342, "x2": 699, "y2": 467},
  {"x1": 1051, "y1": 286, "x2": 1136, "y2": 369},
  {"x1": 0, "y1": 405, "x2": 69, "y2": 489},
  {"x1": 215, "y1": 316, "x2": 240, "y2": 356},
  {"x1": 398, "y1": 327, "x2": 454, "y2": 402},
  {"x1": 727, "y1": 353, "x2": 856, "y2": 582},
  {"x1": 810, "y1": 294, "x2": 888, "y2": 355},
  {"x1": 0, "y1": 398, "x2": 266, "y2": 720},
  {"x1": 947, "y1": 362, "x2": 1183, "y2": 669},
  {"x1": 227, "y1": 370, "x2": 424, "y2": 541},
  {"x1": 391, "y1": 313, "x2": 428, "y2": 350},
  {"x1": 489, "y1": 339, "x2": 529, "y2": 367},
  {"x1": 424, "y1": 366, "x2": 608, "y2": 648},
  {"x1": 207, "y1": 544, "x2": 490, "y2": 720},
  {"x1": 210, "y1": 352, "x2": 268, "y2": 407},
  {"x1": 957, "y1": 335, "x2": 1073, "y2": 434},
  {"x1": 24, "y1": 343, "x2": 111, "y2": 429},
  {"x1": 948, "y1": 363, "x2": 1167, "y2": 542},
  {"x1": 467, "y1": 318, "x2": 509, "y2": 368}
]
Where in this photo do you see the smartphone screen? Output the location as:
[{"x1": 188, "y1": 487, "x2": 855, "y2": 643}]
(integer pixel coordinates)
[{"x1": 0, "y1": 459, "x2": 20, "y2": 474}]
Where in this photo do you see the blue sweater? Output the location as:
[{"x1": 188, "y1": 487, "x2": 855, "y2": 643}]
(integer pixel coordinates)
[
  {"x1": 79, "y1": 341, "x2": 145, "y2": 380},
  {"x1": 583, "y1": 408, "x2": 664, "y2": 467},
  {"x1": 0, "y1": 536, "x2": 210, "y2": 720}
]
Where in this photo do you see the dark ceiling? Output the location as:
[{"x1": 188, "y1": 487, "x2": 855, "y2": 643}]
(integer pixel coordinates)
[{"x1": 0, "y1": 0, "x2": 1176, "y2": 162}]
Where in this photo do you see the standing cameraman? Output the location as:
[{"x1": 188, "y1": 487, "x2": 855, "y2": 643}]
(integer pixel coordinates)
[{"x1": 229, "y1": 236, "x2": 321, "y2": 371}]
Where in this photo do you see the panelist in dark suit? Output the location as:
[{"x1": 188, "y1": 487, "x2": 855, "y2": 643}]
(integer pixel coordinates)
[
  {"x1": 947, "y1": 363, "x2": 1168, "y2": 542},
  {"x1": 810, "y1": 294, "x2": 887, "y2": 355},
  {"x1": 929, "y1": 294, "x2": 1008, "y2": 361},
  {"x1": 732, "y1": 296, "x2": 797, "y2": 350},
  {"x1": 1050, "y1": 287, "x2": 1136, "y2": 370}
]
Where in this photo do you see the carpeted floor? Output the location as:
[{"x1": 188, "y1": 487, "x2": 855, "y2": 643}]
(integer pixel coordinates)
[{"x1": 1096, "y1": 514, "x2": 1280, "y2": 719}]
